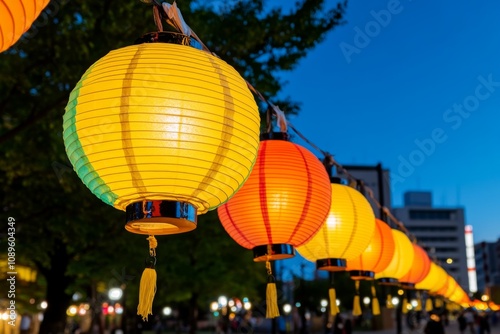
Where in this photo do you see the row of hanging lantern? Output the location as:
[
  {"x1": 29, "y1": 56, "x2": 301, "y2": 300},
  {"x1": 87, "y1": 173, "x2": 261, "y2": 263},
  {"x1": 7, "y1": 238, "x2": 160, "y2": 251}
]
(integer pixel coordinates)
[{"x1": 54, "y1": 0, "x2": 478, "y2": 321}]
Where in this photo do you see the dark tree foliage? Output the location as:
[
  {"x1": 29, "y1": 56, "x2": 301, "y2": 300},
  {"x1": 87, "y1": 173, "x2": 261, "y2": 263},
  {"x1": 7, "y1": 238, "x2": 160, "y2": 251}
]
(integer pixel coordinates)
[{"x1": 0, "y1": 1, "x2": 347, "y2": 333}]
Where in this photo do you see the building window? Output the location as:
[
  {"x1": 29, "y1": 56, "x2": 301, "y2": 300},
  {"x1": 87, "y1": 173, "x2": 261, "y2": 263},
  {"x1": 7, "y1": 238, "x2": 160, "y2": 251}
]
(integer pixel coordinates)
[
  {"x1": 419, "y1": 237, "x2": 458, "y2": 242},
  {"x1": 409, "y1": 210, "x2": 454, "y2": 220},
  {"x1": 409, "y1": 226, "x2": 457, "y2": 232},
  {"x1": 434, "y1": 247, "x2": 459, "y2": 252}
]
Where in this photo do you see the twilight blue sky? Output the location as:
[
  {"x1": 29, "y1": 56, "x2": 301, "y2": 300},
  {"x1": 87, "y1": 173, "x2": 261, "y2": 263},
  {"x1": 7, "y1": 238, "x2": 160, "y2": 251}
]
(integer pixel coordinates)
[{"x1": 268, "y1": 0, "x2": 500, "y2": 244}]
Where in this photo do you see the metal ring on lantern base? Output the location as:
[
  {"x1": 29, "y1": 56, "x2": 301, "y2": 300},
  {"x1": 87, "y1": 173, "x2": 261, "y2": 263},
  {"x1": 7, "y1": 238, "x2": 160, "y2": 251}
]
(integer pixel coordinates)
[
  {"x1": 253, "y1": 244, "x2": 295, "y2": 262},
  {"x1": 125, "y1": 200, "x2": 197, "y2": 235},
  {"x1": 378, "y1": 277, "x2": 399, "y2": 286},
  {"x1": 349, "y1": 270, "x2": 375, "y2": 280},
  {"x1": 316, "y1": 258, "x2": 347, "y2": 271},
  {"x1": 400, "y1": 282, "x2": 416, "y2": 289}
]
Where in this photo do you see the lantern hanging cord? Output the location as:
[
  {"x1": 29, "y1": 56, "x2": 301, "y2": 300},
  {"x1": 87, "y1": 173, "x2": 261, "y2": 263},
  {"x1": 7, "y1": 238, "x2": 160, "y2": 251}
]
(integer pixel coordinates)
[{"x1": 147, "y1": 235, "x2": 157, "y2": 257}]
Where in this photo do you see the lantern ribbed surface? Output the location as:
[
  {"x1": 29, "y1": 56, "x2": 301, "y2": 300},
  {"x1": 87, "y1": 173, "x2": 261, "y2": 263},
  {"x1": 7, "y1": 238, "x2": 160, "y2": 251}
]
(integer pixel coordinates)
[
  {"x1": 0, "y1": 0, "x2": 49, "y2": 52},
  {"x1": 296, "y1": 183, "x2": 375, "y2": 271},
  {"x1": 217, "y1": 139, "x2": 332, "y2": 258},
  {"x1": 375, "y1": 229, "x2": 414, "y2": 282},
  {"x1": 399, "y1": 244, "x2": 431, "y2": 286},
  {"x1": 433, "y1": 275, "x2": 449, "y2": 296},
  {"x1": 428, "y1": 266, "x2": 449, "y2": 295},
  {"x1": 415, "y1": 262, "x2": 443, "y2": 291},
  {"x1": 346, "y1": 218, "x2": 395, "y2": 277},
  {"x1": 63, "y1": 43, "x2": 260, "y2": 233},
  {"x1": 443, "y1": 276, "x2": 457, "y2": 299}
]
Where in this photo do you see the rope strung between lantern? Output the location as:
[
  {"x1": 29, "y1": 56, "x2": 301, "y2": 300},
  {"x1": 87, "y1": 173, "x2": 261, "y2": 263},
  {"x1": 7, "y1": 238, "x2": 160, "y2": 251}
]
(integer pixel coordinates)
[
  {"x1": 265, "y1": 258, "x2": 280, "y2": 318},
  {"x1": 137, "y1": 235, "x2": 158, "y2": 321}
]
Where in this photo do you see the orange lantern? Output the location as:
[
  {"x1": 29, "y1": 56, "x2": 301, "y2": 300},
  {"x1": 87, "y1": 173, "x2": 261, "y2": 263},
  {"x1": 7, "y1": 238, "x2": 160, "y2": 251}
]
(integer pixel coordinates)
[
  {"x1": 218, "y1": 133, "x2": 332, "y2": 260},
  {"x1": 374, "y1": 229, "x2": 414, "y2": 285},
  {"x1": 217, "y1": 132, "x2": 332, "y2": 318},
  {"x1": 0, "y1": 0, "x2": 50, "y2": 52},
  {"x1": 399, "y1": 244, "x2": 431, "y2": 288},
  {"x1": 346, "y1": 218, "x2": 395, "y2": 280}
]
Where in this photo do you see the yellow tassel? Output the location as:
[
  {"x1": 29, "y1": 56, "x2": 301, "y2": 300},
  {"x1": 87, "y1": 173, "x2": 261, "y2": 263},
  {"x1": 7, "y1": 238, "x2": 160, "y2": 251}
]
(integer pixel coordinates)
[
  {"x1": 265, "y1": 261, "x2": 279, "y2": 318},
  {"x1": 415, "y1": 293, "x2": 422, "y2": 311},
  {"x1": 435, "y1": 298, "x2": 443, "y2": 308},
  {"x1": 137, "y1": 235, "x2": 158, "y2": 321},
  {"x1": 402, "y1": 298, "x2": 409, "y2": 314},
  {"x1": 353, "y1": 281, "x2": 362, "y2": 316},
  {"x1": 329, "y1": 288, "x2": 339, "y2": 315},
  {"x1": 371, "y1": 286, "x2": 380, "y2": 316},
  {"x1": 386, "y1": 294, "x2": 394, "y2": 309},
  {"x1": 137, "y1": 268, "x2": 157, "y2": 321},
  {"x1": 425, "y1": 298, "x2": 433, "y2": 311},
  {"x1": 266, "y1": 282, "x2": 279, "y2": 318},
  {"x1": 353, "y1": 295, "x2": 362, "y2": 316}
]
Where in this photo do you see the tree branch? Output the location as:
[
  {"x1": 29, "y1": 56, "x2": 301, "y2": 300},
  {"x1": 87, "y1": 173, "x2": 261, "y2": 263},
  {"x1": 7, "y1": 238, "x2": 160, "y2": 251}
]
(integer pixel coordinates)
[{"x1": 0, "y1": 97, "x2": 67, "y2": 145}]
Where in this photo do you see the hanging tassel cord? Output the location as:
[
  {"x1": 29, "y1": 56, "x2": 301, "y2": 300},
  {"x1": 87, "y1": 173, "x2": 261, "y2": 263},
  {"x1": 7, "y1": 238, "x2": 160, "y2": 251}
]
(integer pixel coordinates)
[
  {"x1": 137, "y1": 235, "x2": 158, "y2": 321},
  {"x1": 402, "y1": 291, "x2": 409, "y2": 315},
  {"x1": 328, "y1": 272, "x2": 339, "y2": 316},
  {"x1": 415, "y1": 291, "x2": 422, "y2": 311},
  {"x1": 425, "y1": 294, "x2": 433, "y2": 312},
  {"x1": 386, "y1": 294, "x2": 394, "y2": 309},
  {"x1": 371, "y1": 283, "x2": 380, "y2": 316},
  {"x1": 265, "y1": 260, "x2": 280, "y2": 318},
  {"x1": 353, "y1": 281, "x2": 362, "y2": 316}
]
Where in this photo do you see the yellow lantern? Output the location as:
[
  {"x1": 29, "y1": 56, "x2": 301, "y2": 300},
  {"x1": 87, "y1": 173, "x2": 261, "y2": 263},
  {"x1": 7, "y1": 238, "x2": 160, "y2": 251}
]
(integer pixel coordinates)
[
  {"x1": 374, "y1": 229, "x2": 414, "y2": 285},
  {"x1": 63, "y1": 35, "x2": 260, "y2": 235},
  {"x1": 296, "y1": 179, "x2": 375, "y2": 271},
  {"x1": 63, "y1": 32, "x2": 261, "y2": 320},
  {"x1": 415, "y1": 262, "x2": 446, "y2": 292},
  {"x1": 0, "y1": 0, "x2": 49, "y2": 52}
]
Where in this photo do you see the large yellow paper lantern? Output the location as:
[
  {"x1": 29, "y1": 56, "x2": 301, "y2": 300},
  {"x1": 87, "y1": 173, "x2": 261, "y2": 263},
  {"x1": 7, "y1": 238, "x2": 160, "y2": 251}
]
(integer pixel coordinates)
[
  {"x1": 0, "y1": 0, "x2": 49, "y2": 52},
  {"x1": 218, "y1": 133, "x2": 332, "y2": 261},
  {"x1": 346, "y1": 218, "x2": 395, "y2": 279},
  {"x1": 63, "y1": 37, "x2": 260, "y2": 235},
  {"x1": 296, "y1": 180, "x2": 375, "y2": 271},
  {"x1": 375, "y1": 229, "x2": 414, "y2": 285}
]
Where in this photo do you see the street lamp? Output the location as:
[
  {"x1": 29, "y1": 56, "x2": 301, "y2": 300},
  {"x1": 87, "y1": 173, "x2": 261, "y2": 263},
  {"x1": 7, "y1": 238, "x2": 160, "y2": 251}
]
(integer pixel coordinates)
[
  {"x1": 392, "y1": 297, "x2": 400, "y2": 306},
  {"x1": 109, "y1": 288, "x2": 123, "y2": 301},
  {"x1": 283, "y1": 304, "x2": 292, "y2": 314},
  {"x1": 162, "y1": 307, "x2": 172, "y2": 316},
  {"x1": 363, "y1": 297, "x2": 371, "y2": 307},
  {"x1": 218, "y1": 296, "x2": 228, "y2": 308}
]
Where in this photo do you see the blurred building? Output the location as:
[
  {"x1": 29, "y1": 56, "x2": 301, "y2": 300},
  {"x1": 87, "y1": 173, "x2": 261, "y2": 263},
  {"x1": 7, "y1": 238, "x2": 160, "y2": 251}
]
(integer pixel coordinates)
[
  {"x1": 337, "y1": 163, "x2": 392, "y2": 218},
  {"x1": 393, "y1": 191, "x2": 471, "y2": 292},
  {"x1": 475, "y1": 239, "x2": 500, "y2": 293}
]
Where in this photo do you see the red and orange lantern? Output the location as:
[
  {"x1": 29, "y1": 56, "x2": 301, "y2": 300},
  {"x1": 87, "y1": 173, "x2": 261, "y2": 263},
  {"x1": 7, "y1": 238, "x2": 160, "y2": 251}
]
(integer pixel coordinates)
[
  {"x1": 218, "y1": 132, "x2": 332, "y2": 317},
  {"x1": 399, "y1": 244, "x2": 431, "y2": 288},
  {"x1": 346, "y1": 218, "x2": 395, "y2": 280}
]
